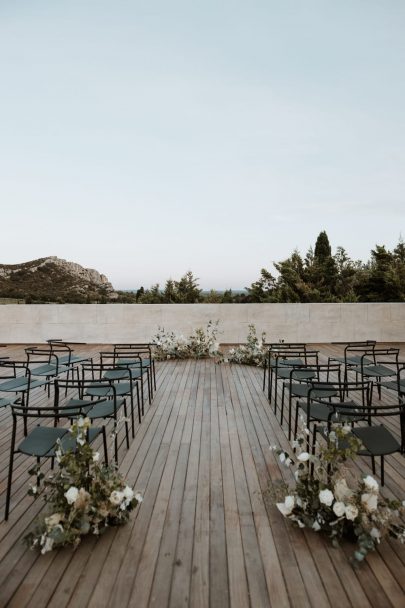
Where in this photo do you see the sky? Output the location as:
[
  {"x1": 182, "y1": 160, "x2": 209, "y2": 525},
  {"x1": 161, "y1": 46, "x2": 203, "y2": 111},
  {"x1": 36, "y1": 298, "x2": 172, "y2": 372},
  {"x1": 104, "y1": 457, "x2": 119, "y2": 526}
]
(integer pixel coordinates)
[{"x1": 1, "y1": 1, "x2": 404, "y2": 290}]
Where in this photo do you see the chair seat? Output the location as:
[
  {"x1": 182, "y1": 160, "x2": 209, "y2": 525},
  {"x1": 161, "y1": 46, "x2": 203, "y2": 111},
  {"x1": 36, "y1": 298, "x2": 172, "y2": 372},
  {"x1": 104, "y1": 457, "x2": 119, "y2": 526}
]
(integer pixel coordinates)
[
  {"x1": 18, "y1": 426, "x2": 68, "y2": 457},
  {"x1": 380, "y1": 379, "x2": 405, "y2": 391},
  {"x1": 290, "y1": 384, "x2": 338, "y2": 399},
  {"x1": 0, "y1": 397, "x2": 14, "y2": 408},
  {"x1": 357, "y1": 364, "x2": 397, "y2": 378},
  {"x1": 55, "y1": 427, "x2": 102, "y2": 454},
  {"x1": 102, "y1": 369, "x2": 131, "y2": 381},
  {"x1": 57, "y1": 355, "x2": 90, "y2": 366},
  {"x1": 0, "y1": 377, "x2": 49, "y2": 392},
  {"x1": 353, "y1": 424, "x2": 401, "y2": 456},
  {"x1": 84, "y1": 399, "x2": 125, "y2": 419},
  {"x1": 299, "y1": 400, "x2": 362, "y2": 423},
  {"x1": 85, "y1": 385, "x2": 131, "y2": 398},
  {"x1": 30, "y1": 363, "x2": 71, "y2": 377}
]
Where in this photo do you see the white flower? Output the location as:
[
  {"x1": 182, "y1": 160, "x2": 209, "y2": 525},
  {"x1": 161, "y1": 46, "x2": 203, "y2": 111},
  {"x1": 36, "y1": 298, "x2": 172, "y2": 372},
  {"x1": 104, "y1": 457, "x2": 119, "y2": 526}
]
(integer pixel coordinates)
[
  {"x1": 285, "y1": 457, "x2": 293, "y2": 467},
  {"x1": 345, "y1": 504, "x2": 359, "y2": 521},
  {"x1": 277, "y1": 495, "x2": 295, "y2": 516},
  {"x1": 361, "y1": 493, "x2": 378, "y2": 512},
  {"x1": 312, "y1": 520, "x2": 321, "y2": 531},
  {"x1": 328, "y1": 431, "x2": 336, "y2": 442},
  {"x1": 297, "y1": 452, "x2": 310, "y2": 462},
  {"x1": 30, "y1": 485, "x2": 38, "y2": 495},
  {"x1": 134, "y1": 492, "x2": 143, "y2": 503},
  {"x1": 77, "y1": 417, "x2": 86, "y2": 427},
  {"x1": 363, "y1": 476, "x2": 379, "y2": 492},
  {"x1": 341, "y1": 424, "x2": 352, "y2": 435},
  {"x1": 92, "y1": 452, "x2": 100, "y2": 463},
  {"x1": 64, "y1": 486, "x2": 79, "y2": 505},
  {"x1": 370, "y1": 527, "x2": 381, "y2": 541},
  {"x1": 319, "y1": 489, "x2": 334, "y2": 506},
  {"x1": 279, "y1": 452, "x2": 286, "y2": 464},
  {"x1": 41, "y1": 536, "x2": 54, "y2": 554},
  {"x1": 109, "y1": 490, "x2": 124, "y2": 506},
  {"x1": 123, "y1": 486, "x2": 134, "y2": 500},
  {"x1": 332, "y1": 501, "x2": 346, "y2": 517}
]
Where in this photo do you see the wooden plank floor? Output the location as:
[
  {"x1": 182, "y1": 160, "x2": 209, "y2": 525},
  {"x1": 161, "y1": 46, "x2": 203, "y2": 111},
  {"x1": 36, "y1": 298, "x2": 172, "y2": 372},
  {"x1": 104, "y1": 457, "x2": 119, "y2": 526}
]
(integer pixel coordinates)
[{"x1": 0, "y1": 344, "x2": 405, "y2": 607}]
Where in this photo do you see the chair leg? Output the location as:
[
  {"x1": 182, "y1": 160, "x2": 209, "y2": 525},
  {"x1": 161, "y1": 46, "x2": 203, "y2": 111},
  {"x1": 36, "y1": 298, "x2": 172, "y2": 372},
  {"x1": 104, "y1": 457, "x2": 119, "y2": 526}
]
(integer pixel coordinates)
[
  {"x1": 381, "y1": 456, "x2": 385, "y2": 486},
  {"x1": 123, "y1": 401, "x2": 130, "y2": 450},
  {"x1": 5, "y1": 426, "x2": 16, "y2": 521},
  {"x1": 371, "y1": 455, "x2": 376, "y2": 475},
  {"x1": 152, "y1": 361, "x2": 157, "y2": 391},
  {"x1": 102, "y1": 426, "x2": 108, "y2": 466},
  {"x1": 129, "y1": 388, "x2": 135, "y2": 438},
  {"x1": 280, "y1": 384, "x2": 285, "y2": 425}
]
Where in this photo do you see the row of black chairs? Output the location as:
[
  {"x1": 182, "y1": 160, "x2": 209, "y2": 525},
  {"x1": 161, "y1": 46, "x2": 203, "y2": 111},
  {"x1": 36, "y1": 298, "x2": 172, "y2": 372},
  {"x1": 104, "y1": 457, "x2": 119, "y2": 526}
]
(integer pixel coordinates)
[
  {"x1": 262, "y1": 340, "x2": 405, "y2": 485},
  {"x1": 1, "y1": 341, "x2": 157, "y2": 520}
]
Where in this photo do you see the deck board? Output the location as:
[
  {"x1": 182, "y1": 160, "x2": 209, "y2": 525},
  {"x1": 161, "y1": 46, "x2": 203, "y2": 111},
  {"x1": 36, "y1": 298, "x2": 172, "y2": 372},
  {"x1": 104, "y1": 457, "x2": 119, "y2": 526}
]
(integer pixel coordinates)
[{"x1": 0, "y1": 344, "x2": 405, "y2": 607}]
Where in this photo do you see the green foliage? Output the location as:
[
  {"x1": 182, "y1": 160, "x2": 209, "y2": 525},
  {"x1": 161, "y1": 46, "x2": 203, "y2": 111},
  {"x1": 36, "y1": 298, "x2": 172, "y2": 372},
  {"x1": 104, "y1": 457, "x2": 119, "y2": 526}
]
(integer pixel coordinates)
[
  {"x1": 226, "y1": 324, "x2": 267, "y2": 366},
  {"x1": 247, "y1": 232, "x2": 405, "y2": 303},
  {"x1": 270, "y1": 424, "x2": 405, "y2": 564},
  {"x1": 24, "y1": 419, "x2": 142, "y2": 553}
]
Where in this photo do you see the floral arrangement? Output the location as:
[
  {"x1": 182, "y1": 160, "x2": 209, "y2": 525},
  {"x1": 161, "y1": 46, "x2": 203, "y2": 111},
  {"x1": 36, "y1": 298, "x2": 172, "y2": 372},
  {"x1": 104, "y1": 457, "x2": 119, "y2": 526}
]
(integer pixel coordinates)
[
  {"x1": 25, "y1": 418, "x2": 142, "y2": 554},
  {"x1": 225, "y1": 324, "x2": 267, "y2": 367},
  {"x1": 152, "y1": 320, "x2": 221, "y2": 361},
  {"x1": 270, "y1": 425, "x2": 405, "y2": 564}
]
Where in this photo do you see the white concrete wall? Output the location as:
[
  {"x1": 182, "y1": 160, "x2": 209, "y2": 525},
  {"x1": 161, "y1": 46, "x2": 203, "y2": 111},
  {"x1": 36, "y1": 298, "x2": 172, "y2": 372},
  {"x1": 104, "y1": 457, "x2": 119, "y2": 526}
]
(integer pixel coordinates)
[{"x1": 0, "y1": 303, "x2": 404, "y2": 343}]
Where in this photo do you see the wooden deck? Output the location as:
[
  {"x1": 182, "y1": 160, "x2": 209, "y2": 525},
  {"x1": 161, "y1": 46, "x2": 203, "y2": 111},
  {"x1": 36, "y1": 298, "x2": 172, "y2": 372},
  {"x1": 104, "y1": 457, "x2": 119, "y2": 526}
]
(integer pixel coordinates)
[{"x1": 0, "y1": 344, "x2": 405, "y2": 608}]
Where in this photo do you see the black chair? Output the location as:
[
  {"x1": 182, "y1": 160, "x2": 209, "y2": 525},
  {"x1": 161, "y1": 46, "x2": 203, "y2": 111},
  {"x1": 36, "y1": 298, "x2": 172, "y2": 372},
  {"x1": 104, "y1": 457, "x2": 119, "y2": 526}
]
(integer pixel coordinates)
[
  {"x1": 25, "y1": 346, "x2": 74, "y2": 397},
  {"x1": 101, "y1": 350, "x2": 151, "y2": 407},
  {"x1": 5, "y1": 402, "x2": 108, "y2": 520},
  {"x1": 262, "y1": 343, "x2": 307, "y2": 393},
  {"x1": 328, "y1": 341, "x2": 377, "y2": 386},
  {"x1": 295, "y1": 380, "x2": 372, "y2": 452},
  {"x1": 353, "y1": 348, "x2": 400, "y2": 401},
  {"x1": 281, "y1": 363, "x2": 342, "y2": 439},
  {"x1": 0, "y1": 361, "x2": 50, "y2": 434},
  {"x1": 114, "y1": 343, "x2": 157, "y2": 397},
  {"x1": 82, "y1": 360, "x2": 142, "y2": 436},
  {"x1": 323, "y1": 400, "x2": 405, "y2": 485},
  {"x1": 379, "y1": 364, "x2": 405, "y2": 402},
  {"x1": 47, "y1": 340, "x2": 93, "y2": 383},
  {"x1": 55, "y1": 377, "x2": 130, "y2": 464},
  {"x1": 268, "y1": 349, "x2": 319, "y2": 412}
]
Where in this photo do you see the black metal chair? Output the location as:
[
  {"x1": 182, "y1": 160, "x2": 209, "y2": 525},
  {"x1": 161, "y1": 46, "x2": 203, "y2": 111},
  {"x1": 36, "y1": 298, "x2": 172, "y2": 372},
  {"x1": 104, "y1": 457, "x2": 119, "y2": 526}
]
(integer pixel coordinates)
[
  {"x1": 113, "y1": 343, "x2": 157, "y2": 398},
  {"x1": 25, "y1": 346, "x2": 74, "y2": 397},
  {"x1": 281, "y1": 363, "x2": 342, "y2": 439},
  {"x1": 54, "y1": 377, "x2": 130, "y2": 464},
  {"x1": 295, "y1": 380, "x2": 372, "y2": 452},
  {"x1": 353, "y1": 348, "x2": 400, "y2": 401},
  {"x1": 0, "y1": 361, "x2": 50, "y2": 434},
  {"x1": 323, "y1": 400, "x2": 405, "y2": 485},
  {"x1": 328, "y1": 341, "x2": 377, "y2": 386},
  {"x1": 262, "y1": 342, "x2": 308, "y2": 393},
  {"x1": 5, "y1": 402, "x2": 108, "y2": 520},
  {"x1": 268, "y1": 349, "x2": 319, "y2": 413},
  {"x1": 82, "y1": 360, "x2": 142, "y2": 436}
]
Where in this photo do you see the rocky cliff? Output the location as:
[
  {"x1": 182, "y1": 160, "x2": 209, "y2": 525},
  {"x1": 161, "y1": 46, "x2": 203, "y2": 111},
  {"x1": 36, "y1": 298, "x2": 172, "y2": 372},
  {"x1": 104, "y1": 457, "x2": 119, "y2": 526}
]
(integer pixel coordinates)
[{"x1": 0, "y1": 257, "x2": 117, "y2": 303}]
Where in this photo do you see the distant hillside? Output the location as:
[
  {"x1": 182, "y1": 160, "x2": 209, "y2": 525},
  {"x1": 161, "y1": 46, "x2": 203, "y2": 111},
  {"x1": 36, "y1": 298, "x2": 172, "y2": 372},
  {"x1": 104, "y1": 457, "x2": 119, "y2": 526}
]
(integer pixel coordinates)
[{"x1": 0, "y1": 257, "x2": 117, "y2": 303}]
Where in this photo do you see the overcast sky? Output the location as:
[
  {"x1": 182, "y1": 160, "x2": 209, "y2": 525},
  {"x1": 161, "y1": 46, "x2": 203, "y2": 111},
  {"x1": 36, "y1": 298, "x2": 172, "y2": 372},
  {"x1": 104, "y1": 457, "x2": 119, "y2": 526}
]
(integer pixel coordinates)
[{"x1": 1, "y1": 1, "x2": 404, "y2": 289}]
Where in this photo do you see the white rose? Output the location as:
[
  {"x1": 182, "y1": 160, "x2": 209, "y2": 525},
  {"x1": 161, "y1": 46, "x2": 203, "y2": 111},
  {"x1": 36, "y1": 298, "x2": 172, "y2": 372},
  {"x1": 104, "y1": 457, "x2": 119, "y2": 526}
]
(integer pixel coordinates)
[
  {"x1": 361, "y1": 493, "x2": 378, "y2": 512},
  {"x1": 123, "y1": 486, "x2": 134, "y2": 500},
  {"x1": 319, "y1": 489, "x2": 334, "y2": 507},
  {"x1": 297, "y1": 452, "x2": 310, "y2": 462},
  {"x1": 370, "y1": 527, "x2": 381, "y2": 541},
  {"x1": 312, "y1": 520, "x2": 321, "y2": 531},
  {"x1": 363, "y1": 476, "x2": 379, "y2": 492},
  {"x1": 345, "y1": 504, "x2": 359, "y2": 521},
  {"x1": 92, "y1": 451, "x2": 100, "y2": 463},
  {"x1": 277, "y1": 495, "x2": 295, "y2": 516},
  {"x1": 109, "y1": 490, "x2": 124, "y2": 506},
  {"x1": 279, "y1": 452, "x2": 286, "y2": 464},
  {"x1": 332, "y1": 501, "x2": 346, "y2": 517},
  {"x1": 134, "y1": 492, "x2": 143, "y2": 503},
  {"x1": 64, "y1": 486, "x2": 79, "y2": 505}
]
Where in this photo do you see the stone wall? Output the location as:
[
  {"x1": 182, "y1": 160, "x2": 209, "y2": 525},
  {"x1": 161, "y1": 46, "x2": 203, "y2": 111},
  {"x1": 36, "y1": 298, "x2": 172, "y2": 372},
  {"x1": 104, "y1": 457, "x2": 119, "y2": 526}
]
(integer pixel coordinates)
[{"x1": 0, "y1": 303, "x2": 404, "y2": 343}]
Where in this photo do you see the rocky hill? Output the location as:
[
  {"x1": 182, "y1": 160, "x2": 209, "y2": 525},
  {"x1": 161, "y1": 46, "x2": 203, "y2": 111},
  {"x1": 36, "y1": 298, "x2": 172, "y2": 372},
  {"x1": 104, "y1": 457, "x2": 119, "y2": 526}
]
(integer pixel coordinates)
[{"x1": 0, "y1": 257, "x2": 117, "y2": 303}]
